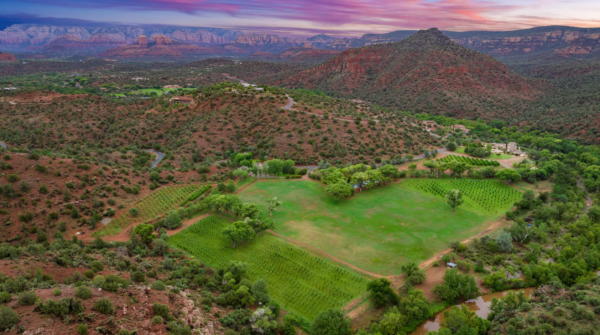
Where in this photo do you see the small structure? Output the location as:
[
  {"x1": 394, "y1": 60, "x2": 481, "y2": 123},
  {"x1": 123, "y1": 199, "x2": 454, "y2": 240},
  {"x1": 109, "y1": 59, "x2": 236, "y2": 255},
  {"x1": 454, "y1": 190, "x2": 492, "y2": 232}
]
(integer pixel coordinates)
[
  {"x1": 131, "y1": 77, "x2": 148, "y2": 81},
  {"x1": 447, "y1": 262, "x2": 457, "y2": 268},
  {"x1": 169, "y1": 96, "x2": 194, "y2": 105},
  {"x1": 164, "y1": 85, "x2": 181, "y2": 89}
]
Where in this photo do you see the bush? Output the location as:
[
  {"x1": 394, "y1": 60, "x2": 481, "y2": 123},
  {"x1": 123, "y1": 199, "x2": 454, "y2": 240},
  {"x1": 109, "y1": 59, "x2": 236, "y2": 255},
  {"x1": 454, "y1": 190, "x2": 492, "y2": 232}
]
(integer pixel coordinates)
[
  {"x1": 0, "y1": 305, "x2": 20, "y2": 330},
  {"x1": 131, "y1": 271, "x2": 145, "y2": 283},
  {"x1": 7, "y1": 174, "x2": 18, "y2": 182},
  {"x1": 91, "y1": 260, "x2": 104, "y2": 272},
  {"x1": 53, "y1": 289, "x2": 62, "y2": 297},
  {"x1": 92, "y1": 298, "x2": 114, "y2": 315},
  {"x1": 18, "y1": 291, "x2": 37, "y2": 305},
  {"x1": 151, "y1": 280, "x2": 166, "y2": 291},
  {"x1": 84, "y1": 270, "x2": 94, "y2": 279},
  {"x1": 164, "y1": 211, "x2": 182, "y2": 229},
  {"x1": 0, "y1": 292, "x2": 11, "y2": 303},
  {"x1": 75, "y1": 286, "x2": 92, "y2": 300},
  {"x1": 93, "y1": 275, "x2": 105, "y2": 287},
  {"x1": 152, "y1": 316, "x2": 164, "y2": 325},
  {"x1": 77, "y1": 324, "x2": 88, "y2": 335},
  {"x1": 153, "y1": 303, "x2": 170, "y2": 319}
]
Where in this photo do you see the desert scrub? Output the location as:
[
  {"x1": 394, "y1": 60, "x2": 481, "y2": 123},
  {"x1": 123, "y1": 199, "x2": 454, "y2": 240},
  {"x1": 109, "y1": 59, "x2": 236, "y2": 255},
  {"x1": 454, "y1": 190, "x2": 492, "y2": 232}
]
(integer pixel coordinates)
[
  {"x1": 151, "y1": 280, "x2": 166, "y2": 291},
  {"x1": 75, "y1": 286, "x2": 92, "y2": 300},
  {"x1": 92, "y1": 298, "x2": 114, "y2": 315},
  {"x1": 18, "y1": 291, "x2": 37, "y2": 305}
]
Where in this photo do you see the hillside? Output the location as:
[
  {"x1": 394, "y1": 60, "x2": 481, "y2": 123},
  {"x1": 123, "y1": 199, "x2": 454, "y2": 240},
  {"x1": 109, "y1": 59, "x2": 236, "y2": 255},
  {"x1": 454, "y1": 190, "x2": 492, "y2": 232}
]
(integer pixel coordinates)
[
  {"x1": 275, "y1": 28, "x2": 542, "y2": 116},
  {"x1": 99, "y1": 35, "x2": 222, "y2": 58}
]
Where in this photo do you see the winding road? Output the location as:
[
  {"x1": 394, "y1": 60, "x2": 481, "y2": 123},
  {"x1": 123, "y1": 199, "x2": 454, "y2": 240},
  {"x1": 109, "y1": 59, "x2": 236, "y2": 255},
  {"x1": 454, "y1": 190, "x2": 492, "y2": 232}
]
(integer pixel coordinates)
[{"x1": 145, "y1": 149, "x2": 165, "y2": 168}]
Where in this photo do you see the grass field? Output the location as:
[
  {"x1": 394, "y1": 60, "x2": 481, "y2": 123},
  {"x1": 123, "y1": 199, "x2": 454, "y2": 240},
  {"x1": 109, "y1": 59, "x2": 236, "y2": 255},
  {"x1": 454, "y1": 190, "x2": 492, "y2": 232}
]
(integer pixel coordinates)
[
  {"x1": 238, "y1": 179, "x2": 522, "y2": 275},
  {"x1": 169, "y1": 215, "x2": 368, "y2": 320},
  {"x1": 455, "y1": 147, "x2": 513, "y2": 160}
]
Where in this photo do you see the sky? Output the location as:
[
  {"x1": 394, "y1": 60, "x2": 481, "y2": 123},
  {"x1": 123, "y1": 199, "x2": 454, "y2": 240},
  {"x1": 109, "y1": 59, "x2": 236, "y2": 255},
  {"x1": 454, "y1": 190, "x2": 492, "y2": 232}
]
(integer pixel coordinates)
[{"x1": 1, "y1": 0, "x2": 600, "y2": 37}]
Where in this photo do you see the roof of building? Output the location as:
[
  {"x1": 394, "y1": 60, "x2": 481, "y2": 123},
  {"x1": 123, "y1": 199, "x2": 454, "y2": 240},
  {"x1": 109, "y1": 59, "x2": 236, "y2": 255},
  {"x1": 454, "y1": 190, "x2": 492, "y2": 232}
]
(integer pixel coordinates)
[{"x1": 447, "y1": 262, "x2": 457, "y2": 267}]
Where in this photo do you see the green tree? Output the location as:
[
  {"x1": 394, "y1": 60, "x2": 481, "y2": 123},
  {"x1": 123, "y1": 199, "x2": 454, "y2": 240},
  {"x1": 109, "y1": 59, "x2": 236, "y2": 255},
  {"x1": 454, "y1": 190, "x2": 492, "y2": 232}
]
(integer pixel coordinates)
[
  {"x1": 164, "y1": 211, "x2": 182, "y2": 229},
  {"x1": 433, "y1": 269, "x2": 480, "y2": 304},
  {"x1": 0, "y1": 306, "x2": 20, "y2": 330},
  {"x1": 496, "y1": 231, "x2": 513, "y2": 252},
  {"x1": 129, "y1": 207, "x2": 140, "y2": 217},
  {"x1": 266, "y1": 159, "x2": 284, "y2": 176},
  {"x1": 377, "y1": 307, "x2": 408, "y2": 335},
  {"x1": 446, "y1": 190, "x2": 464, "y2": 211},
  {"x1": 325, "y1": 182, "x2": 353, "y2": 202},
  {"x1": 496, "y1": 169, "x2": 521, "y2": 184},
  {"x1": 310, "y1": 309, "x2": 351, "y2": 335},
  {"x1": 366, "y1": 278, "x2": 399, "y2": 307},
  {"x1": 446, "y1": 142, "x2": 458, "y2": 151},
  {"x1": 133, "y1": 224, "x2": 155, "y2": 244},
  {"x1": 233, "y1": 169, "x2": 249, "y2": 180},
  {"x1": 222, "y1": 221, "x2": 256, "y2": 247},
  {"x1": 267, "y1": 197, "x2": 282, "y2": 217},
  {"x1": 441, "y1": 305, "x2": 490, "y2": 334}
]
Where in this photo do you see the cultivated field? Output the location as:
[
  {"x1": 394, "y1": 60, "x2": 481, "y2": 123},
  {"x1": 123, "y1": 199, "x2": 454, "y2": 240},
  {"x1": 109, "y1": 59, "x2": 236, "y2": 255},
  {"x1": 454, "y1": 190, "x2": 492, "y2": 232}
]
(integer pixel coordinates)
[
  {"x1": 169, "y1": 215, "x2": 368, "y2": 320},
  {"x1": 94, "y1": 184, "x2": 205, "y2": 237},
  {"x1": 238, "y1": 179, "x2": 522, "y2": 275}
]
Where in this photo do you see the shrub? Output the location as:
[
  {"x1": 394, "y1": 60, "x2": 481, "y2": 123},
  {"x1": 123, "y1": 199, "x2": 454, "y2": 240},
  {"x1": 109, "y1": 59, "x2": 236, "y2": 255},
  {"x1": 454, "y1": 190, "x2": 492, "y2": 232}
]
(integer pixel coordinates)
[
  {"x1": 131, "y1": 271, "x2": 145, "y2": 283},
  {"x1": 7, "y1": 174, "x2": 18, "y2": 182},
  {"x1": 53, "y1": 289, "x2": 62, "y2": 297},
  {"x1": 37, "y1": 297, "x2": 83, "y2": 317},
  {"x1": 151, "y1": 316, "x2": 164, "y2": 325},
  {"x1": 164, "y1": 211, "x2": 182, "y2": 229},
  {"x1": 77, "y1": 324, "x2": 88, "y2": 335},
  {"x1": 92, "y1": 298, "x2": 114, "y2": 315},
  {"x1": 0, "y1": 305, "x2": 20, "y2": 330},
  {"x1": 153, "y1": 303, "x2": 170, "y2": 319},
  {"x1": 93, "y1": 275, "x2": 105, "y2": 287},
  {"x1": 18, "y1": 291, "x2": 37, "y2": 305},
  {"x1": 91, "y1": 260, "x2": 104, "y2": 272},
  {"x1": 151, "y1": 281, "x2": 166, "y2": 291},
  {"x1": 75, "y1": 286, "x2": 92, "y2": 300},
  {"x1": 84, "y1": 270, "x2": 94, "y2": 279},
  {"x1": 0, "y1": 292, "x2": 11, "y2": 303}
]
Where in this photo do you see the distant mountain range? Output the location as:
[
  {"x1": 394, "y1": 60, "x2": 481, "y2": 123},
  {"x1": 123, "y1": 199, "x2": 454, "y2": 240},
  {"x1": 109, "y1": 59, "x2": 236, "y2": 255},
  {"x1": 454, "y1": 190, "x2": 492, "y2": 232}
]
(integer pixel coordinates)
[{"x1": 2, "y1": 24, "x2": 600, "y2": 61}]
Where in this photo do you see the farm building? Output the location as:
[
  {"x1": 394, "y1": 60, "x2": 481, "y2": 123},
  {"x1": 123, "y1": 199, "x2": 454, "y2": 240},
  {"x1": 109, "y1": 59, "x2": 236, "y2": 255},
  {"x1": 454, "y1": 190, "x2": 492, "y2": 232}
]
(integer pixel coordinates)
[{"x1": 447, "y1": 262, "x2": 457, "y2": 268}]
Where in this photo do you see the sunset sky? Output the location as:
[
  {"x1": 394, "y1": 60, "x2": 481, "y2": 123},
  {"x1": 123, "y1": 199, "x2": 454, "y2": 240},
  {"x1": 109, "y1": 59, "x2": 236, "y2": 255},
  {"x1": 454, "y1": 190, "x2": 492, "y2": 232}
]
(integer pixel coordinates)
[{"x1": 1, "y1": 0, "x2": 599, "y2": 36}]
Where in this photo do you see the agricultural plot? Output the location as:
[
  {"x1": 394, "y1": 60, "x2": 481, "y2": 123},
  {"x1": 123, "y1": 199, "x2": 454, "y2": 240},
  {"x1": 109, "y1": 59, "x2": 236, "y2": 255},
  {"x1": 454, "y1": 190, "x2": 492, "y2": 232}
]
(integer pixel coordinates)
[
  {"x1": 401, "y1": 179, "x2": 522, "y2": 216},
  {"x1": 238, "y1": 180, "x2": 519, "y2": 275},
  {"x1": 169, "y1": 216, "x2": 368, "y2": 320},
  {"x1": 94, "y1": 184, "x2": 205, "y2": 237},
  {"x1": 438, "y1": 155, "x2": 500, "y2": 166}
]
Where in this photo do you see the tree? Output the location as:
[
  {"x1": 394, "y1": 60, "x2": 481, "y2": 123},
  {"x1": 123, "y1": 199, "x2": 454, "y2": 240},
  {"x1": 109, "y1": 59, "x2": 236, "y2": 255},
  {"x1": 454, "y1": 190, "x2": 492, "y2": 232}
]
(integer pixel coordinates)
[
  {"x1": 496, "y1": 169, "x2": 521, "y2": 184},
  {"x1": 446, "y1": 190, "x2": 464, "y2": 211},
  {"x1": 496, "y1": 231, "x2": 513, "y2": 252},
  {"x1": 310, "y1": 309, "x2": 351, "y2": 335},
  {"x1": 267, "y1": 197, "x2": 281, "y2": 217},
  {"x1": 350, "y1": 172, "x2": 369, "y2": 190},
  {"x1": 164, "y1": 211, "x2": 182, "y2": 229},
  {"x1": 235, "y1": 203, "x2": 261, "y2": 220},
  {"x1": 377, "y1": 307, "x2": 408, "y2": 335},
  {"x1": 133, "y1": 224, "x2": 155, "y2": 244},
  {"x1": 401, "y1": 262, "x2": 419, "y2": 278},
  {"x1": 446, "y1": 142, "x2": 458, "y2": 151},
  {"x1": 440, "y1": 305, "x2": 490, "y2": 334},
  {"x1": 408, "y1": 163, "x2": 417, "y2": 177},
  {"x1": 325, "y1": 182, "x2": 353, "y2": 202},
  {"x1": 323, "y1": 170, "x2": 346, "y2": 185},
  {"x1": 266, "y1": 159, "x2": 284, "y2": 176},
  {"x1": 366, "y1": 278, "x2": 399, "y2": 307},
  {"x1": 252, "y1": 279, "x2": 270, "y2": 304},
  {"x1": 222, "y1": 221, "x2": 256, "y2": 247},
  {"x1": 129, "y1": 207, "x2": 140, "y2": 217},
  {"x1": 433, "y1": 268, "x2": 480, "y2": 303}
]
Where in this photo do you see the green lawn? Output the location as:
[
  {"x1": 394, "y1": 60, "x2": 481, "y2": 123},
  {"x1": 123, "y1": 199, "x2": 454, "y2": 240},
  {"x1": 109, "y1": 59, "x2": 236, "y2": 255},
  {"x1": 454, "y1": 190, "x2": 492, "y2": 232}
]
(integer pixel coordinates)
[
  {"x1": 169, "y1": 216, "x2": 368, "y2": 321},
  {"x1": 238, "y1": 179, "x2": 521, "y2": 275}
]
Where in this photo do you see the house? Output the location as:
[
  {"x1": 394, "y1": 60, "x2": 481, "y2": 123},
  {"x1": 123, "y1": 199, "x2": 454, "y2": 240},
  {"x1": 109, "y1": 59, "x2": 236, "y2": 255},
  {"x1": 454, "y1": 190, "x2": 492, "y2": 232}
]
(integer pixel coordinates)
[
  {"x1": 169, "y1": 96, "x2": 194, "y2": 105},
  {"x1": 447, "y1": 262, "x2": 457, "y2": 268},
  {"x1": 131, "y1": 77, "x2": 148, "y2": 81},
  {"x1": 163, "y1": 85, "x2": 181, "y2": 89},
  {"x1": 450, "y1": 124, "x2": 469, "y2": 133}
]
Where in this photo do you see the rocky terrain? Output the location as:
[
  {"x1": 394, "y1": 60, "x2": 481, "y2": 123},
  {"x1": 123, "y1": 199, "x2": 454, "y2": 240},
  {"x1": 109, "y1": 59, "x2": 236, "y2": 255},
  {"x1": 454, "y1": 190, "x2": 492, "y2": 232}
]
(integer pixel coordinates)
[
  {"x1": 99, "y1": 35, "x2": 221, "y2": 58},
  {"x1": 0, "y1": 52, "x2": 17, "y2": 62},
  {"x1": 273, "y1": 28, "x2": 541, "y2": 115},
  {"x1": 4, "y1": 24, "x2": 600, "y2": 61}
]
